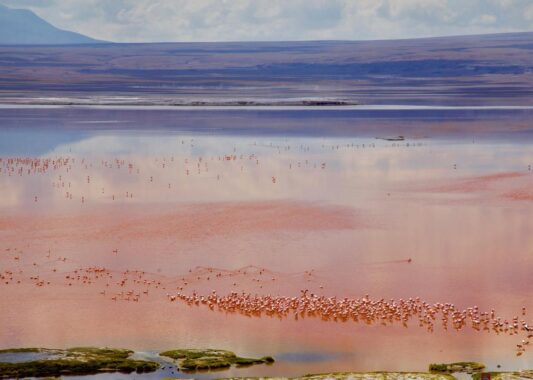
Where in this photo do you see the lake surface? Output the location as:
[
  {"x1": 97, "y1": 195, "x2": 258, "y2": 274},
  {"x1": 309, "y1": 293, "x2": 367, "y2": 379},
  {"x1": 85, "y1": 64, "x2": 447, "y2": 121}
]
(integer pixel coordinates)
[{"x1": 0, "y1": 106, "x2": 532, "y2": 378}]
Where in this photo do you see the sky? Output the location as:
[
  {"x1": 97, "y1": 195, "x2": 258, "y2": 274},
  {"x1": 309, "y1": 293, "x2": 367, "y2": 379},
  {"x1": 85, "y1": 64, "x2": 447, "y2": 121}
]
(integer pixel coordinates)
[{"x1": 1, "y1": 0, "x2": 533, "y2": 42}]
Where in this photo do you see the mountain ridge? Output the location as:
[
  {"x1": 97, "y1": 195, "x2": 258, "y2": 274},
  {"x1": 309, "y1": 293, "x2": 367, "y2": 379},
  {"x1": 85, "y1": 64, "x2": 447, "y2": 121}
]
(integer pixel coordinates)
[{"x1": 0, "y1": 3, "x2": 103, "y2": 45}]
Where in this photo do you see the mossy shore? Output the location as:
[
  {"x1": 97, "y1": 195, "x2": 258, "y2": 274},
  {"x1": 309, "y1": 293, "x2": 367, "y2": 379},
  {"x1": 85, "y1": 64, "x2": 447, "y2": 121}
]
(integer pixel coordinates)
[
  {"x1": 0, "y1": 347, "x2": 159, "y2": 379},
  {"x1": 217, "y1": 373, "x2": 533, "y2": 380},
  {"x1": 429, "y1": 362, "x2": 485, "y2": 373},
  {"x1": 217, "y1": 372, "x2": 458, "y2": 380},
  {"x1": 472, "y1": 371, "x2": 533, "y2": 380},
  {"x1": 1, "y1": 349, "x2": 531, "y2": 380},
  {"x1": 160, "y1": 348, "x2": 274, "y2": 371},
  {"x1": 0, "y1": 347, "x2": 275, "y2": 378}
]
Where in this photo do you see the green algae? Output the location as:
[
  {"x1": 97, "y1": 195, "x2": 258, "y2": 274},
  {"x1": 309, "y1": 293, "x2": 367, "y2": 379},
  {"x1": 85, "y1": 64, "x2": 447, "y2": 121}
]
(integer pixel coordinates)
[
  {"x1": 300, "y1": 372, "x2": 457, "y2": 380},
  {"x1": 0, "y1": 347, "x2": 159, "y2": 379},
  {"x1": 217, "y1": 372, "x2": 457, "y2": 380},
  {"x1": 429, "y1": 362, "x2": 485, "y2": 373},
  {"x1": 0, "y1": 348, "x2": 41, "y2": 354},
  {"x1": 234, "y1": 356, "x2": 275, "y2": 367},
  {"x1": 472, "y1": 371, "x2": 533, "y2": 380},
  {"x1": 160, "y1": 348, "x2": 274, "y2": 372},
  {"x1": 2, "y1": 348, "x2": 526, "y2": 380}
]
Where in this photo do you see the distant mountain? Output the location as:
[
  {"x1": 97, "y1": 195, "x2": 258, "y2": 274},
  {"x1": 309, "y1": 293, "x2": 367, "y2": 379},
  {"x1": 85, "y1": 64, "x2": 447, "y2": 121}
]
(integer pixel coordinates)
[
  {"x1": 0, "y1": 3, "x2": 102, "y2": 45},
  {"x1": 0, "y1": 31, "x2": 531, "y2": 106}
]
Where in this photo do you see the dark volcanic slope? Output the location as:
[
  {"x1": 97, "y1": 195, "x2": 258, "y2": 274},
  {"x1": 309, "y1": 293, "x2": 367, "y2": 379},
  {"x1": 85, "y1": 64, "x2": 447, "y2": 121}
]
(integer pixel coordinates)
[
  {"x1": 0, "y1": 3, "x2": 100, "y2": 45},
  {"x1": 0, "y1": 32, "x2": 532, "y2": 105}
]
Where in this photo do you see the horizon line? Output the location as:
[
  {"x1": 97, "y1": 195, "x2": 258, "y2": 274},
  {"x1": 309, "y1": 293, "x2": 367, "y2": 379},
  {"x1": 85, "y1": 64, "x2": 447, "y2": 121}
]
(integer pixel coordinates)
[{"x1": 1, "y1": 30, "x2": 532, "y2": 47}]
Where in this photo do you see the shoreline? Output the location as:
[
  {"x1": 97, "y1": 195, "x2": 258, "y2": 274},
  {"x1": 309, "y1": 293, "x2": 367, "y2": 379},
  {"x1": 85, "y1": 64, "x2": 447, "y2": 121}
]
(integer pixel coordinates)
[
  {"x1": 1, "y1": 349, "x2": 531, "y2": 380},
  {"x1": 1, "y1": 103, "x2": 533, "y2": 111},
  {"x1": 1, "y1": 349, "x2": 528, "y2": 380}
]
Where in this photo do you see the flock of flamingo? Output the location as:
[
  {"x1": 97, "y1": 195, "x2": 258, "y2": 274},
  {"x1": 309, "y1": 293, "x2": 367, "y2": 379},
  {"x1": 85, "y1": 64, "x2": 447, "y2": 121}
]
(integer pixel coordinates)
[
  {"x1": 0, "y1": 138, "x2": 531, "y2": 361},
  {"x1": 0, "y1": 244, "x2": 531, "y2": 357},
  {"x1": 172, "y1": 291, "x2": 532, "y2": 356},
  {"x1": 0, "y1": 139, "x2": 429, "y2": 206}
]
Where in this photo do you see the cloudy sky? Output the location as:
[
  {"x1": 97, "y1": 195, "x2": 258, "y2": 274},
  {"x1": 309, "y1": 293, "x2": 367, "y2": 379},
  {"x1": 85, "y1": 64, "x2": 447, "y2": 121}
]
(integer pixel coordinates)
[{"x1": 2, "y1": 0, "x2": 532, "y2": 42}]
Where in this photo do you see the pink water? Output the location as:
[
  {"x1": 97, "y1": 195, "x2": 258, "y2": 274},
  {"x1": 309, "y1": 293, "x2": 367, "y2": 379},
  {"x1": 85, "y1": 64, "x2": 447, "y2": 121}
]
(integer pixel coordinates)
[{"x1": 0, "y1": 130, "x2": 532, "y2": 377}]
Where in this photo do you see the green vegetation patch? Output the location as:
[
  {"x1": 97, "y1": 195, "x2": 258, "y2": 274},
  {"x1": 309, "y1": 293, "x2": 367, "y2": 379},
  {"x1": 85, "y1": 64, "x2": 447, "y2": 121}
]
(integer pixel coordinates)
[
  {"x1": 0, "y1": 347, "x2": 159, "y2": 379},
  {"x1": 301, "y1": 372, "x2": 457, "y2": 380},
  {"x1": 160, "y1": 348, "x2": 274, "y2": 372},
  {"x1": 218, "y1": 372, "x2": 456, "y2": 380},
  {"x1": 0, "y1": 348, "x2": 42, "y2": 354},
  {"x1": 472, "y1": 371, "x2": 533, "y2": 380},
  {"x1": 429, "y1": 362, "x2": 485, "y2": 373}
]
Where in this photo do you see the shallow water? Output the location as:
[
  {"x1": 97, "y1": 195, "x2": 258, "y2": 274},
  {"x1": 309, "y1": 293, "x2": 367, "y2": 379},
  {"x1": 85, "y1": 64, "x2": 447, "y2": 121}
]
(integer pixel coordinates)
[{"x1": 0, "y1": 107, "x2": 532, "y2": 378}]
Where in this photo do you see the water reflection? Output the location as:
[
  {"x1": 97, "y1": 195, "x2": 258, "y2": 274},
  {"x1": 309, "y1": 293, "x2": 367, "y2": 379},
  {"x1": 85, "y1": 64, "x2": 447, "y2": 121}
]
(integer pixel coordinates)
[{"x1": 0, "y1": 113, "x2": 532, "y2": 375}]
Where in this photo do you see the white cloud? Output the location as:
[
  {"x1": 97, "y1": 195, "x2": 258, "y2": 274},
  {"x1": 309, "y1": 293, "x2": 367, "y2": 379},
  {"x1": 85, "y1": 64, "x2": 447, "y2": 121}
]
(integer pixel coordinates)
[
  {"x1": 1, "y1": 0, "x2": 532, "y2": 42},
  {"x1": 472, "y1": 14, "x2": 497, "y2": 25},
  {"x1": 525, "y1": 3, "x2": 533, "y2": 21}
]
